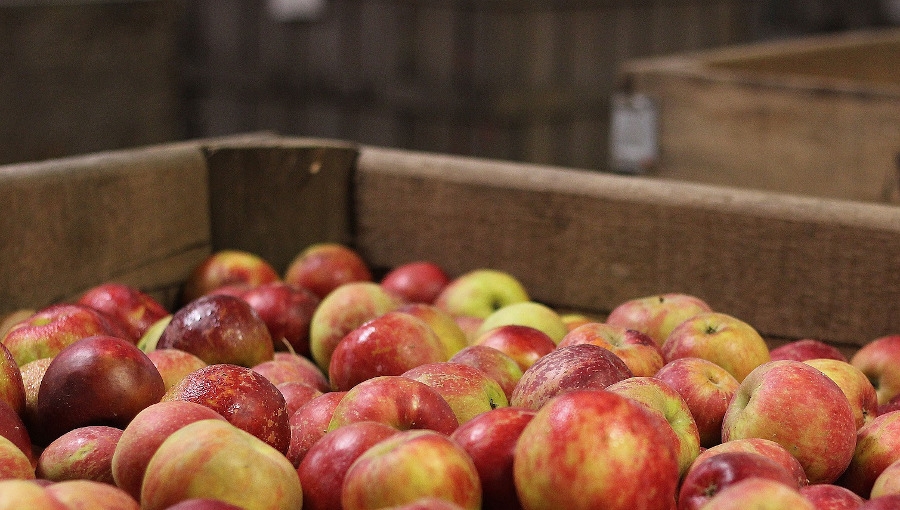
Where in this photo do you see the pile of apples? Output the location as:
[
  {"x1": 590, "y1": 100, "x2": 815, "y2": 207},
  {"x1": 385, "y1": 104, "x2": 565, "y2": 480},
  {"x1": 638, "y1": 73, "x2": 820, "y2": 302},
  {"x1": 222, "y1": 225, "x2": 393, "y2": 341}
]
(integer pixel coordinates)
[{"x1": 2, "y1": 242, "x2": 900, "y2": 509}]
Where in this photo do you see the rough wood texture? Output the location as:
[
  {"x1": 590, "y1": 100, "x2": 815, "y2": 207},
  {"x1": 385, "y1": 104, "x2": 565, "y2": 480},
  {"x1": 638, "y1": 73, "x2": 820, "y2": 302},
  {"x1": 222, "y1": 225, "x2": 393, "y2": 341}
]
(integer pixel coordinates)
[
  {"x1": 354, "y1": 144, "x2": 900, "y2": 347},
  {"x1": 619, "y1": 28, "x2": 900, "y2": 204}
]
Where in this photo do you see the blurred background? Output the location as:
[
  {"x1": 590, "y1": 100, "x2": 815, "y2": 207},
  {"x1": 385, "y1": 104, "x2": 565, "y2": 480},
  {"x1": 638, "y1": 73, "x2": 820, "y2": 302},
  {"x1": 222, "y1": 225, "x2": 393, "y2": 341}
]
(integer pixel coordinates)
[{"x1": 2, "y1": 0, "x2": 898, "y2": 170}]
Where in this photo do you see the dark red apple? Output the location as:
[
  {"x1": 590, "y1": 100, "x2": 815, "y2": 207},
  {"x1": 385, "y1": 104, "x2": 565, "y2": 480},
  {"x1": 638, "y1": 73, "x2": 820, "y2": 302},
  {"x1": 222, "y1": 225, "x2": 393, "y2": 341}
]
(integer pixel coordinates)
[
  {"x1": 36, "y1": 425, "x2": 122, "y2": 484},
  {"x1": 769, "y1": 339, "x2": 849, "y2": 363},
  {"x1": 286, "y1": 391, "x2": 347, "y2": 467},
  {"x1": 77, "y1": 282, "x2": 170, "y2": 343},
  {"x1": 380, "y1": 261, "x2": 450, "y2": 305},
  {"x1": 240, "y1": 281, "x2": 320, "y2": 356},
  {"x1": 678, "y1": 451, "x2": 800, "y2": 510},
  {"x1": 284, "y1": 243, "x2": 373, "y2": 299}
]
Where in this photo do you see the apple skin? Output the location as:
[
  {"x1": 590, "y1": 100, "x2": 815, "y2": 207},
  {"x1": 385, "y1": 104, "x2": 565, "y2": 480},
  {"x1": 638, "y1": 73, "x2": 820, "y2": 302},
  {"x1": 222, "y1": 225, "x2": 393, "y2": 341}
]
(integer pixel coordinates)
[
  {"x1": 77, "y1": 282, "x2": 170, "y2": 343},
  {"x1": 19, "y1": 357, "x2": 51, "y2": 430},
  {"x1": 851, "y1": 335, "x2": 900, "y2": 406},
  {"x1": 36, "y1": 425, "x2": 122, "y2": 484},
  {"x1": 379, "y1": 499, "x2": 468, "y2": 510},
  {"x1": 878, "y1": 394, "x2": 900, "y2": 415},
  {"x1": 328, "y1": 311, "x2": 448, "y2": 392},
  {"x1": 341, "y1": 429, "x2": 482, "y2": 510},
  {"x1": 156, "y1": 294, "x2": 274, "y2": 368},
  {"x1": 691, "y1": 437, "x2": 809, "y2": 488},
  {"x1": 161, "y1": 500, "x2": 245, "y2": 510},
  {"x1": 253, "y1": 355, "x2": 329, "y2": 391},
  {"x1": 181, "y1": 249, "x2": 280, "y2": 305},
  {"x1": 433, "y1": 269, "x2": 530, "y2": 319},
  {"x1": 35, "y1": 335, "x2": 166, "y2": 446},
  {"x1": 45, "y1": 479, "x2": 140, "y2": 510},
  {"x1": 1, "y1": 303, "x2": 126, "y2": 366},
  {"x1": 677, "y1": 451, "x2": 799, "y2": 510},
  {"x1": 401, "y1": 362, "x2": 508, "y2": 425},
  {"x1": 111, "y1": 400, "x2": 227, "y2": 501},
  {"x1": 381, "y1": 261, "x2": 450, "y2": 305},
  {"x1": 0, "y1": 399, "x2": 33, "y2": 466},
  {"x1": 140, "y1": 419, "x2": 303, "y2": 510},
  {"x1": 455, "y1": 315, "x2": 485, "y2": 344},
  {"x1": 450, "y1": 406, "x2": 536, "y2": 510},
  {"x1": 699, "y1": 477, "x2": 815, "y2": 510},
  {"x1": 0, "y1": 479, "x2": 69, "y2": 510},
  {"x1": 475, "y1": 301, "x2": 569, "y2": 345},
  {"x1": 240, "y1": 281, "x2": 320, "y2": 357},
  {"x1": 145, "y1": 348, "x2": 208, "y2": 391},
  {"x1": 327, "y1": 375, "x2": 459, "y2": 435},
  {"x1": 558, "y1": 322, "x2": 665, "y2": 377},
  {"x1": 396, "y1": 303, "x2": 469, "y2": 359},
  {"x1": 0, "y1": 434, "x2": 34, "y2": 480},
  {"x1": 722, "y1": 360, "x2": 857, "y2": 484},
  {"x1": 276, "y1": 381, "x2": 322, "y2": 417},
  {"x1": 770, "y1": 339, "x2": 848, "y2": 363},
  {"x1": 804, "y1": 358, "x2": 879, "y2": 429},
  {"x1": 605, "y1": 293, "x2": 712, "y2": 347},
  {"x1": 286, "y1": 390, "x2": 347, "y2": 467},
  {"x1": 606, "y1": 376, "x2": 701, "y2": 478},
  {"x1": 163, "y1": 363, "x2": 291, "y2": 455},
  {"x1": 284, "y1": 242, "x2": 373, "y2": 299},
  {"x1": 308, "y1": 281, "x2": 400, "y2": 372},
  {"x1": 471, "y1": 325, "x2": 557, "y2": 372},
  {"x1": 449, "y1": 345, "x2": 524, "y2": 402},
  {"x1": 513, "y1": 389, "x2": 680, "y2": 510},
  {"x1": 654, "y1": 357, "x2": 739, "y2": 448},
  {"x1": 662, "y1": 312, "x2": 771, "y2": 382},
  {"x1": 0, "y1": 342, "x2": 26, "y2": 417},
  {"x1": 800, "y1": 483, "x2": 866, "y2": 510},
  {"x1": 859, "y1": 495, "x2": 900, "y2": 509},
  {"x1": 837, "y1": 410, "x2": 900, "y2": 498},
  {"x1": 297, "y1": 420, "x2": 400, "y2": 510},
  {"x1": 509, "y1": 343, "x2": 633, "y2": 411}
]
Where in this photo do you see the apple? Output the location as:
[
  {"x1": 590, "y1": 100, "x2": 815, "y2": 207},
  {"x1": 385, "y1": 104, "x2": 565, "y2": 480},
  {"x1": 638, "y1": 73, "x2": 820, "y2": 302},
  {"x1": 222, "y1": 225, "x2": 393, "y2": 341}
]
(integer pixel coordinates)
[
  {"x1": 654, "y1": 357, "x2": 739, "y2": 447},
  {"x1": 691, "y1": 437, "x2": 809, "y2": 488},
  {"x1": 163, "y1": 363, "x2": 291, "y2": 455},
  {"x1": 253, "y1": 355, "x2": 329, "y2": 391},
  {"x1": 558, "y1": 322, "x2": 665, "y2": 377},
  {"x1": 450, "y1": 406, "x2": 536, "y2": 510},
  {"x1": 1, "y1": 303, "x2": 126, "y2": 366},
  {"x1": 145, "y1": 348, "x2": 207, "y2": 391},
  {"x1": 698, "y1": 477, "x2": 815, "y2": 510},
  {"x1": 0, "y1": 342, "x2": 25, "y2": 417},
  {"x1": 449, "y1": 345, "x2": 524, "y2": 401},
  {"x1": 0, "y1": 309, "x2": 34, "y2": 341},
  {"x1": 327, "y1": 375, "x2": 458, "y2": 435},
  {"x1": 471, "y1": 324, "x2": 557, "y2": 372},
  {"x1": 401, "y1": 362, "x2": 508, "y2": 424},
  {"x1": 180, "y1": 249, "x2": 280, "y2": 305},
  {"x1": 800, "y1": 483, "x2": 866, "y2": 510},
  {"x1": 341, "y1": 429, "x2": 482, "y2": 510},
  {"x1": 0, "y1": 434, "x2": 34, "y2": 480},
  {"x1": 45, "y1": 479, "x2": 140, "y2": 510},
  {"x1": 513, "y1": 389, "x2": 680, "y2": 510},
  {"x1": 678, "y1": 451, "x2": 800, "y2": 510},
  {"x1": 0, "y1": 479, "x2": 68, "y2": 509},
  {"x1": 156, "y1": 294, "x2": 274, "y2": 368},
  {"x1": 859, "y1": 495, "x2": 900, "y2": 509},
  {"x1": 0, "y1": 399, "x2": 33, "y2": 466},
  {"x1": 879, "y1": 394, "x2": 900, "y2": 415},
  {"x1": 240, "y1": 281, "x2": 320, "y2": 356},
  {"x1": 381, "y1": 261, "x2": 450, "y2": 304},
  {"x1": 454, "y1": 315, "x2": 485, "y2": 343},
  {"x1": 111, "y1": 400, "x2": 227, "y2": 501},
  {"x1": 286, "y1": 390, "x2": 346, "y2": 467},
  {"x1": 662, "y1": 311, "x2": 771, "y2": 382},
  {"x1": 35, "y1": 335, "x2": 165, "y2": 445},
  {"x1": 160, "y1": 500, "x2": 244, "y2": 510},
  {"x1": 837, "y1": 410, "x2": 900, "y2": 497},
  {"x1": 275, "y1": 381, "x2": 322, "y2": 416},
  {"x1": 19, "y1": 357, "x2": 51, "y2": 430},
  {"x1": 509, "y1": 343, "x2": 633, "y2": 411},
  {"x1": 140, "y1": 419, "x2": 303, "y2": 510},
  {"x1": 605, "y1": 293, "x2": 712, "y2": 347},
  {"x1": 396, "y1": 303, "x2": 469, "y2": 359},
  {"x1": 475, "y1": 301, "x2": 568, "y2": 345},
  {"x1": 870, "y1": 459, "x2": 900, "y2": 498},
  {"x1": 770, "y1": 339, "x2": 849, "y2": 363},
  {"x1": 308, "y1": 281, "x2": 400, "y2": 372},
  {"x1": 379, "y1": 499, "x2": 468, "y2": 510},
  {"x1": 297, "y1": 420, "x2": 400, "y2": 510},
  {"x1": 851, "y1": 335, "x2": 900, "y2": 405},
  {"x1": 804, "y1": 358, "x2": 879, "y2": 429},
  {"x1": 328, "y1": 311, "x2": 448, "y2": 392},
  {"x1": 36, "y1": 425, "x2": 122, "y2": 484},
  {"x1": 136, "y1": 315, "x2": 172, "y2": 352},
  {"x1": 433, "y1": 269, "x2": 530, "y2": 319},
  {"x1": 284, "y1": 242, "x2": 373, "y2": 299},
  {"x1": 722, "y1": 360, "x2": 856, "y2": 484},
  {"x1": 77, "y1": 282, "x2": 170, "y2": 343}
]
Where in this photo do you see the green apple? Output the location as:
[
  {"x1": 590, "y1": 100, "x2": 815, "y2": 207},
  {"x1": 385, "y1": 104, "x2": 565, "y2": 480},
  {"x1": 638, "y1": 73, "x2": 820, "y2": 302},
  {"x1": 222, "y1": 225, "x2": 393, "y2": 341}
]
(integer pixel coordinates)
[
  {"x1": 433, "y1": 269, "x2": 529, "y2": 319},
  {"x1": 475, "y1": 301, "x2": 568, "y2": 344}
]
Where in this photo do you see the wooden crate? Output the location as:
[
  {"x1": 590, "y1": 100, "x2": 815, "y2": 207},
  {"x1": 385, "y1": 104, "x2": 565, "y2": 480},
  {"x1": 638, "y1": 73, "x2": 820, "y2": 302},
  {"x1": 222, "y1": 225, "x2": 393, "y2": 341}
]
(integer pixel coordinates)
[
  {"x1": 617, "y1": 28, "x2": 900, "y2": 204},
  {"x1": 2, "y1": 136, "x2": 899, "y2": 354}
]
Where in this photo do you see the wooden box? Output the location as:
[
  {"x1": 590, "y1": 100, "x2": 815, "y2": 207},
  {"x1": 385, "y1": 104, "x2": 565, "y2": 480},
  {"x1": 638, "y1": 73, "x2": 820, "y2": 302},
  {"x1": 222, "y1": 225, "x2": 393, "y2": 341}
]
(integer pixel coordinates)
[
  {"x1": 617, "y1": 28, "x2": 900, "y2": 204},
  {"x1": 2, "y1": 136, "x2": 899, "y2": 354}
]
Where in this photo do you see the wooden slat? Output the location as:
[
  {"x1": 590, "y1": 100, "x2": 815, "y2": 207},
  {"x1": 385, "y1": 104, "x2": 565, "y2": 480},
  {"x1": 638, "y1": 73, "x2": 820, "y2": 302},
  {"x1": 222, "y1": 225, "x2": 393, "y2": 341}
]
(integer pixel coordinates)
[{"x1": 354, "y1": 145, "x2": 900, "y2": 347}]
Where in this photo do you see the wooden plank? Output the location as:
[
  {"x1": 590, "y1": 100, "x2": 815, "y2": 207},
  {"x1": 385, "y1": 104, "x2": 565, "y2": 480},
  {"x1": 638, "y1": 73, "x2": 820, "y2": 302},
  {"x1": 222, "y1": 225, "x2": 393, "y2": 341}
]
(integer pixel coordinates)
[{"x1": 354, "y1": 145, "x2": 900, "y2": 347}]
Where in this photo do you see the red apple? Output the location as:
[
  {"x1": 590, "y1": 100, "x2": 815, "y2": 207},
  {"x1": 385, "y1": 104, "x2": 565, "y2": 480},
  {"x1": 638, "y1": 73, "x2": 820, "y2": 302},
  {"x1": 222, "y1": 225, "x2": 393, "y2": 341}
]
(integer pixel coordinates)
[
  {"x1": 699, "y1": 477, "x2": 815, "y2": 510},
  {"x1": 396, "y1": 303, "x2": 469, "y2": 359},
  {"x1": 145, "y1": 348, "x2": 207, "y2": 391},
  {"x1": 879, "y1": 393, "x2": 900, "y2": 415},
  {"x1": 240, "y1": 281, "x2": 320, "y2": 356},
  {"x1": 449, "y1": 345, "x2": 524, "y2": 402},
  {"x1": 859, "y1": 495, "x2": 900, "y2": 509},
  {"x1": 450, "y1": 406, "x2": 536, "y2": 510},
  {"x1": 36, "y1": 425, "x2": 122, "y2": 484},
  {"x1": 0, "y1": 342, "x2": 25, "y2": 417},
  {"x1": 558, "y1": 322, "x2": 665, "y2": 377},
  {"x1": 157, "y1": 294, "x2": 274, "y2": 368},
  {"x1": 297, "y1": 420, "x2": 400, "y2": 510},
  {"x1": 181, "y1": 249, "x2": 280, "y2": 304},
  {"x1": 0, "y1": 479, "x2": 68, "y2": 509},
  {"x1": 381, "y1": 261, "x2": 450, "y2": 305},
  {"x1": 35, "y1": 335, "x2": 165, "y2": 445},
  {"x1": 253, "y1": 355, "x2": 329, "y2": 391},
  {"x1": 45, "y1": 479, "x2": 140, "y2": 510},
  {"x1": 0, "y1": 434, "x2": 34, "y2": 480},
  {"x1": 161, "y1": 500, "x2": 244, "y2": 510},
  {"x1": 655, "y1": 357, "x2": 740, "y2": 448},
  {"x1": 286, "y1": 391, "x2": 346, "y2": 467},
  {"x1": 606, "y1": 293, "x2": 712, "y2": 347},
  {"x1": 0, "y1": 399, "x2": 32, "y2": 466},
  {"x1": 513, "y1": 389, "x2": 680, "y2": 510},
  {"x1": 284, "y1": 242, "x2": 373, "y2": 299},
  {"x1": 691, "y1": 437, "x2": 809, "y2": 488},
  {"x1": 471, "y1": 325, "x2": 557, "y2": 372},
  {"x1": 838, "y1": 410, "x2": 900, "y2": 497},
  {"x1": 800, "y1": 483, "x2": 866, "y2": 510},
  {"x1": 276, "y1": 381, "x2": 322, "y2": 416},
  {"x1": 77, "y1": 282, "x2": 170, "y2": 343},
  {"x1": 341, "y1": 429, "x2": 482, "y2": 510},
  {"x1": 851, "y1": 335, "x2": 900, "y2": 406},
  {"x1": 434, "y1": 269, "x2": 530, "y2": 319},
  {"x1": 111, "y1": 400, "x2": 227, "y2": 500},
  {"x1": 770, "y1": 339, "x2": 849, "y2": 363},
  {"x1": 722, "y1": 360, "x2": 856, "y2": 484},
  {"x1": 509, "y1": 343, "x2": 633, "y2": 411},
  {"x1": 379, "y1": 499, "x2": 468, "y2": 510},
  {"x1": 163, "y1": 363, "x2": 291, "y2": 455},
  {"x1": 402, "y1": 362, "x2": 508, "y2": 425},
  {"x1": 871, "y1": 459, "x2": 900, "y2": 498},
  {"x1": 678, "y1": 451, "x2": 799, "y2": 510},
  {"x1": 804, "y1": 358, "x2": 879, "y2": 429}
]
